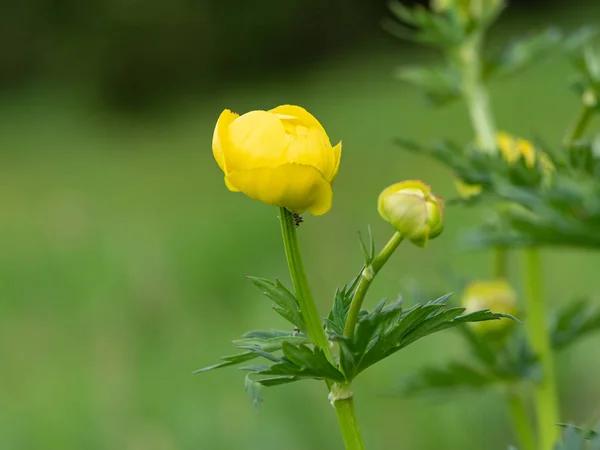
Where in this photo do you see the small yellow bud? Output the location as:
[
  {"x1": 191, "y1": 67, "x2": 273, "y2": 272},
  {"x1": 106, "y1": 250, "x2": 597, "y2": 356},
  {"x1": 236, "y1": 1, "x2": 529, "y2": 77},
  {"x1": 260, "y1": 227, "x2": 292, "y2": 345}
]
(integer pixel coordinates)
[
  {"x1": 462, "y1": 279, "x2": 518, "y2": 334},
  {"x1": 377, "y1": 180, "x2": 444, "y2": 247}
]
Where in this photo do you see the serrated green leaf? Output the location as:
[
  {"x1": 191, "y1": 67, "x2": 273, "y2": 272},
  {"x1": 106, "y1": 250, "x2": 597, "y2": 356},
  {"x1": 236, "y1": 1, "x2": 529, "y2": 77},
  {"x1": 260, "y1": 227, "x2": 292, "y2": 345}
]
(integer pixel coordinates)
[
  {"x1": 238, "y1": 346, "x2": 283, "y2": 363},
  {"x1": 326, "y1": 273, "x2": 361, "y2": 335},
  {"x1": 281, "y1": 342, "x2": 346, "y2": 382},
  {"x1": 193, "y1": 351, "x2": 257, "y2": 374},
  {"x1": 233, "y1": 332, "x2": 309, "y2": 353},
  {"x1": 332, "y1": 293, "x2": 511, "y2": 380},
  {"x1": 552, "y1": 298, "x2": 600, "y2": 350},
  {"x1": 247, "y1": 277, "x2": 306, "y2": 332}
]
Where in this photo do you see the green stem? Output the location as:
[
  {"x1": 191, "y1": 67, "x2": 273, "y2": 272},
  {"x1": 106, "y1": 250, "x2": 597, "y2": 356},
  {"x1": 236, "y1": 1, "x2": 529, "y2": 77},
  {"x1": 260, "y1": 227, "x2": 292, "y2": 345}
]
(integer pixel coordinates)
[
  {"x1": 279, "y1": 209, "x2": 365, "y2": 449},
  {"x1": 344, "y1": 232, "x2": 404, "y2": 338},
  {"x1": 494, "y1": 247, "x2": 508, "y2": 279},
  {"x1": 279, "y1": 208, "x2": 332, "y2": 361},
  {"x1": 333, "y1": 394, "x2": 365, "y2": 450},
  {"x1": 507, "y1": 388, "x2": 536, "y2": 450},
  {"x1": 523, "y1": 247, "x2": 560, "y2": 450},
  {"x1": 459, "y1": 33, "x2": 497, "y2": 154},
  {"x1": 564, "y1": 103, "x2": 595, "y2": 150}
]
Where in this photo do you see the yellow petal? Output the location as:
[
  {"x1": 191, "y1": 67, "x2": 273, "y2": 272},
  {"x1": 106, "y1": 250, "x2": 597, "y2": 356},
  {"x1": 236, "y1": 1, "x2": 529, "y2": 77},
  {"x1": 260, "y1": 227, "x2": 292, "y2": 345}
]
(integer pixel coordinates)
[
  {"x1": 269, "y1": 105, "x2": 326, "y2": 132},
  {"x1": 454, "y1": 178, "x2": 482, "y2": 199},
  {"x1": 270, "y1": 105, "x2": 337, "y2": 179},
  {"x1": 381, "y1": 192, "x2": 428, "y2": 236},
  {"x1": 516, "y1": 139, "x2": 536, "y2": 168},
  {"x1": 330, "y1": 141, "x2": 342, "y2": 182},
  {"x1": 212, "y1": 109, "x2": 239, "y2": 174},
  {"x1": 283, "y1": 125, "x2": 335, "y2": 180},
  {"x1": 496, "y1": 132, "x2": 518, "y2": 164},
  {"x1": 224, "y1": 176, "x2": 240, "y2": 192},
  {"x1": 227, "y1": 111, "x2": 289, "y2": 171},
  {"x1": 225, "y1": 164, "x2": 333, "y2": 215}
]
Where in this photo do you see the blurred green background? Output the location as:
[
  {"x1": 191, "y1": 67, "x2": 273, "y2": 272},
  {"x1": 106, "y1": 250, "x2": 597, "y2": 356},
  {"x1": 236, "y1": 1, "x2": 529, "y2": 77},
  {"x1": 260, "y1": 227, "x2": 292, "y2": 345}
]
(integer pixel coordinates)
[{"x1": 2, "y1": 1, "x2": 600, "y2": 449}]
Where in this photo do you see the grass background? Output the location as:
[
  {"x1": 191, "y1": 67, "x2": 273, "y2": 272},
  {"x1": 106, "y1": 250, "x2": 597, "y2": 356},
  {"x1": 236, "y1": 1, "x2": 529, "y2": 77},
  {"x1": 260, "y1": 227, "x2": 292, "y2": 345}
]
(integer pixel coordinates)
[{"x1": 2, "y1": 6, "x2": 600, "y2": 449}]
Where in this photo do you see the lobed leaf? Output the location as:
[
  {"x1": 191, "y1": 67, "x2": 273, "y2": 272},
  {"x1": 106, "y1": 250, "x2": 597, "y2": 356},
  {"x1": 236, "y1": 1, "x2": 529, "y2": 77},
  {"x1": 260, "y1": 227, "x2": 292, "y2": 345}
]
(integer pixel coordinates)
[
  {"x1": 247, "y1": 277, "x2": 306, "y2": 332},
  {"x1": 333, "y1": 294, "x2": 514, "y2": 380}
]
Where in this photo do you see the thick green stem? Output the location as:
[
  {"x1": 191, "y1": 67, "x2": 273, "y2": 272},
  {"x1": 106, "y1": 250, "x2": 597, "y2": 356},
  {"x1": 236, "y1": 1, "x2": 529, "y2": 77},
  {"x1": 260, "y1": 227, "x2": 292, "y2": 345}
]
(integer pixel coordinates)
[
  {"x1": 523, "y1": 247, "x2": 559, "y2": 450},
  {"x1": 343, "y1": 232, "x2": 404, "y2": 338},
  {"x1": 507, "y1": 388, "x2": 536, "y2": 450},
  {"x1": 279, "y1": 208, "x2": 332, "y2": 361},
  {"x1": 279, "y1": 209, "x2": 365, "y2": 449},
  {"x1": 459, "y1": 34, "x2": 497, "y2": 154},
  {"x1": 332, "y1": 387, "x2": 365, "y2": 450},
  {"x1": 564, "y1": 103, "x2": 595, "y2": 150}
]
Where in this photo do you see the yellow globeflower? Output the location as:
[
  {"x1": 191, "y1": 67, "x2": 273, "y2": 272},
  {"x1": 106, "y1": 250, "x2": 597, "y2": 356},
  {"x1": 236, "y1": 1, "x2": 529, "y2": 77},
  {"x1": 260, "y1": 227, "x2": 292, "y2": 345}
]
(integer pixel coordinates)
[
  {"x1": 378, "y1": 180, "x2": 444, "y2": 247},
  {"x1": 462, "y1": 279, "x2": 518, "y2": 334},
  {"x1": 455, "y1": 132, "x2": 555, "y2": 199},
  {"x1": 212, "y1": 105, "x2": 342, "y2": 215}
]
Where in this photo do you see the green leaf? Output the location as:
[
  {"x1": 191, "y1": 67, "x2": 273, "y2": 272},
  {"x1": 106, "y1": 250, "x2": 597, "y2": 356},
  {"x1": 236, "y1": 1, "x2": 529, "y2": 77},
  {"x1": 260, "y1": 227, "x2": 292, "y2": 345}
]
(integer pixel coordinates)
[
  {"x1": 554, "y1": 424, "x2": 600, "y2": 450},
  {"x1": 332, "y1": 294, "x2": 514, "y2": 380},
  {"x1": 358, "y1": 225, "x2": 376, "y2": 264},
  {"x1": 193, "y1": 351, "x2": 258, "y2": 374},
  {"x1": 256, "y1": 376, "x2": 299, "y2": 387},
  {"x1": 486, "y1": 28, "x2": 562, "y2": 80},
  {"x1": 385, "y1": 1, "x2": 465, "y2": 48},
  {"x1": 557, "y1": 424, "x2": 600, "y2": 440},
  {"x1": 255, "y1": 343, "x2": 346, "y2": 383},
  {"x1": 551, "y1": 298, "x2": 600, "y2": 350},
  {"x1": 244, "y1": 374, "x2": 263, "y2": 413},
  {"x1": 395, "y1": 65, "x2": 461, "y2": 107},
  {"x1": 247, "y1": 277, "x2": 306, "y2": 332},
  {"x1": 400, "y1": 361, "x2": 496, "y2": 396},
  {"x1": 233, "y1": 333, "x2": 309, "y2": 353},
  {"x1": 325, "y1": 273, "x2": 361, "y2": 335}
]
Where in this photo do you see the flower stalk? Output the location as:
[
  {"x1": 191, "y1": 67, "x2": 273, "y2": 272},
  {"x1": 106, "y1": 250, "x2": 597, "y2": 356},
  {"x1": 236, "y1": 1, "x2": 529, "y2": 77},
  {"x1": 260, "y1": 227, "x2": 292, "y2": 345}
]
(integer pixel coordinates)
[
  {"x1": 280, "y1": 208, "x2": 365, "y2": 450},
  {"x1": 331, "y1": 384, "x2": 365, "y2": 450},
  {"x1": 507, "y1": 388, "x2": 537, "y2": 450},
  {"x1": 458, "y1": 33, "x2": 497, "y2": 154},
  {"x1": 564, "y1": 104, "x2": 595, "y2": 149},
  {"x1": 456, "y1": 26, "x2": 546, "y2": 450},
  {"x1": 279, "y1": 207, "x2": 333, "y2": 361},
  {"x1": 524, "y1": 247, "x2": 559, "y2": 450},
  {"x1": 344, "y1": 232, "x2": 404, "y2": 337}
]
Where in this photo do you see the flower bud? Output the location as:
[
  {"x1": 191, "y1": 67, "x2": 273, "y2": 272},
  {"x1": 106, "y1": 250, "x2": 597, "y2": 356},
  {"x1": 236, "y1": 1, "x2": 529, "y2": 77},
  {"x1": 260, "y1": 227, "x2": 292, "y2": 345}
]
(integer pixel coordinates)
[
  {"x1": 212, "y1": 105, "x2": 341, "y2": 215},
  {"x1": 462, "y1": 279, "x2": 518, "y2": 334},
  {"x1": 377, "y1": 180, "x2": 444, "y2": 247}
]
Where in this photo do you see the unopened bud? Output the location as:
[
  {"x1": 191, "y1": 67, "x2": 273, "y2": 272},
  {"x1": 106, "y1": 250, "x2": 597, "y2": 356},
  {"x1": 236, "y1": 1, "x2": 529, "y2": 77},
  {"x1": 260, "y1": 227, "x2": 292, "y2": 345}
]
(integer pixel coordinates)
[
  {"x1": 377, "y1": 180, "x2": 444, "y2": 247},
  {"x1": 462, "y1": 279, "x2": 517, "y2": 334}
]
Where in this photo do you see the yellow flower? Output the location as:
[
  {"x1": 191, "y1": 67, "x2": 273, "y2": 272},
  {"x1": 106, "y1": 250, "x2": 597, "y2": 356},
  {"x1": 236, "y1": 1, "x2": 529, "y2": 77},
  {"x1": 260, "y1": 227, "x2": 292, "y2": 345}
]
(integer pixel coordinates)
[
  {"x1": 378, "y1": 180, "x2": 444, "y2": 247},
  {"x1": 212, "y1": 105, "x2": 342, "y2": 215},
  {"x1": 462, "y1": 279, "x2": 517, "y2": 334},
  {"x1": 455, "y1": 132, "x2": 555, "y2": 199}
]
